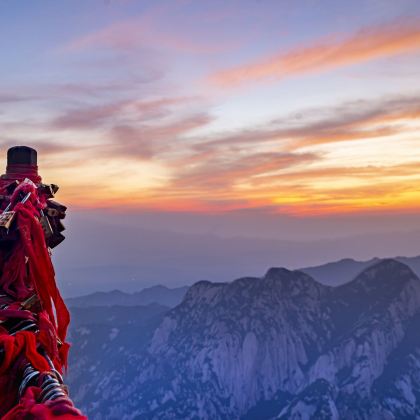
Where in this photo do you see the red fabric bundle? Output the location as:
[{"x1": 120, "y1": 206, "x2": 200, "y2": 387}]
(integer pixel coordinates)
[
  {"x1": 0, "y1": 180, "x2": 86, "y2": 419},
  {"x1": 0, "y1": 331, "x2": 50, "y2": 376},
  {"x1": 3, "y1": 387, "x2": 85, "y2": 420}
]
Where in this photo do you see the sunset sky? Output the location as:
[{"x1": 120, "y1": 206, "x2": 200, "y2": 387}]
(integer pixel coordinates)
[{"x1": 1, "y1": 1, "x2": 420, "y2": 294}]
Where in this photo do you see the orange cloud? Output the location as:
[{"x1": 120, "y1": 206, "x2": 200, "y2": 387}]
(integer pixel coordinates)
[
  {"x1": 250, "y1": 161, "x2": 420, "y2": 186},
  {"x1": 210, "y1": 18, "x2": 420, "y2": 86},
  {"x1": 4, "y1": 91, "x2": 419, "y2": 217},
  {"x1": 170, "y1": 151, "x2": 318, "y2": 191}
]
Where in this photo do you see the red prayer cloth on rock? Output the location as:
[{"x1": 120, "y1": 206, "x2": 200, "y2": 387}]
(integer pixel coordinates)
[{"x1": 0, "y1": 177, "x2": 86, "y2": 419}]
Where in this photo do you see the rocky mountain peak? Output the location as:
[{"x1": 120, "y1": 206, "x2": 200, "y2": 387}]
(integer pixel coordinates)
[
  {"x1": 333, "y1": 259, "x2": 420, "y2": 315},
  {"x1": 181, "y1": 280, "x2": 226, "y2": 307},
  {"x1": 66, "y1": 258, "x2": 420, "y2": 419},
  {"x1": 352, "y1": 258, "x2": 417, "y2": 286},
  {"x1": 263, "y1": 267, "x2": 324, "y2": 299}
]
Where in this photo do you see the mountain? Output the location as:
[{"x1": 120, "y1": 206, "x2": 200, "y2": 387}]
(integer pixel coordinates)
[
  {"x1": 66, "y1": 259, "x2": 420, "y2": 419},
  {"x1": 66, "y1": 285, "x2": 189, "y2": 308},
  {"x1": 278, "y1": 379, "x2": 339, "y2": 420},
  {"x1": 300, "y1": 255, "x2": 420, "y2": 286},
  {"x1": 66, "y1": 303, "x2": 170, "y2": 416}
]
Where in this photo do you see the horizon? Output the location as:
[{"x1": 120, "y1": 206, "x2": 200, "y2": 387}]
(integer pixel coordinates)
[{"x1": 63, "y1": 254, "x2": 420, "y2": 299}]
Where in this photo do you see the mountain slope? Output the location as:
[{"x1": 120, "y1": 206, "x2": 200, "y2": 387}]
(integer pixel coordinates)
[
  {"x1": 66, "y1": 303, "x2": 169, "y2": 417},
  {"x1": 146, "y1": 269, "x2": 331, "y2": 417},
  {"x1": 66, "y1": 259, "x2": 420, "y2": 419}
]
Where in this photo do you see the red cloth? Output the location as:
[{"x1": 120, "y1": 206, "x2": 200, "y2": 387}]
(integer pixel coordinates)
[
  {"x1": 0, "y1": 182, "x2": 70, "y2": 365},
  {"x1": 0, "y1": 331, "x2": 50, "y2": 376},
  {"x1": 0, "y1": 180, "x2": 85, "y2": 418},
  {"x1": 3, "y1": 387, "x2": 87, "y2": 420}
]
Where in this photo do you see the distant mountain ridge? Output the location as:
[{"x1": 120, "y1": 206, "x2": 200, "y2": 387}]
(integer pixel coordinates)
[
  {"x1": 300, "y1": 254, "x2": 420, "y2": 286},
  {"x1": 66, "y1": 285, "x2": 189, "y2": 308},
  {"x1": 65, "y1": 256, "x2": 420, "y2": 309},
  {"x1": 67, "y1": 258, "x2": 420, "y2": 419}
]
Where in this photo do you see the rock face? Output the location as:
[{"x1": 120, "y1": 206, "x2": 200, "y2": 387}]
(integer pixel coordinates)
[{"x1": 67, "y1": 259, "x2": 420, "y2": 419}]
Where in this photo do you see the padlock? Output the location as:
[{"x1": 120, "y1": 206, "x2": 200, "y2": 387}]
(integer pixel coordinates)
[
  {"x1": 37, "y1": 183, "x2": 55, "y2": 199},
  {"x1": 39, "y1": 210, "x2": 54, "y2": 240},
  {"x1": 46, "y1": 200, "x2": 67, "y2": 219},
  {"x1": 0, "y1": 192, "x2": 31, "y2": 238},
  {"x1": 0, "y1": 211, "x2": 15, "y2": 231}
]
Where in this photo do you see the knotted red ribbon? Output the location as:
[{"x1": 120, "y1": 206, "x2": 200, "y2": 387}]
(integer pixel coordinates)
[{"x1": 0, "y1": 179, "x2": 85, "y2": 418}]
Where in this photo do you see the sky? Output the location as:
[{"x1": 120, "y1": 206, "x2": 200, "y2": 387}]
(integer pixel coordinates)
[{"x1": 1, "y1": 0, "x2": 420, "y2": 295}]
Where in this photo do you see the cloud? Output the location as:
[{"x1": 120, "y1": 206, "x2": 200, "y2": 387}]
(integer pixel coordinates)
[
  {"x1": 48, "y1": 111, "x2": 214, "y2": 162},
  {"x1": 103, "y1": 112, "x2": 213, "y2": 159},
  {"x1": 169, "y1": 151, "x2": 319, "y2": 192},
  {"x1": 51, "y1": 96, "x2": 201, "y2": 130},
  {"x1": 52, "y1": 102, "x2": 126, "y2": 130},
  {"x1": 0, "y1": 78, "x2": 164, "y2": 110},
  {"x1": 147, "y1": 94, "x2": 420, "y2": 212},
  {"x1": 0, "y1": 90, "x2": 212, "y2": 172},
  {"x1": 0, "y1": 93, "x2": 39, "y2": 104},
  {"x1": 46, "y1": 92, "x2": 415, "y2": 210},
  {"x1": 4, "y1": 85, "x2": 418, "y2": 216},
  {"x1": 63, "y1": 3, "x2": 229, "y2": 54},
  {"x1": 250, "y1": 160, "x2": 420, "y2": 188},
  {"x1": 43, "y1": 80, "x2": 158, "y2": 97},
  {"x1": 210, "y1": 18, "x2": 420, "y2": 87},
  {"x1": 65, "y1": 19, "x2": 152, "y2": 52},
  {"x1": 193, "y1": 95, "x2": 420, "y2": 152}
]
